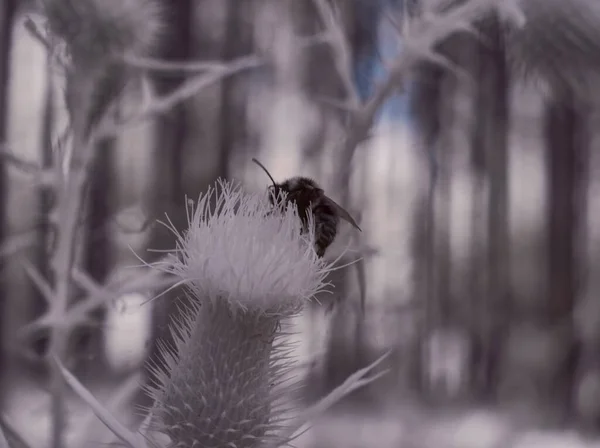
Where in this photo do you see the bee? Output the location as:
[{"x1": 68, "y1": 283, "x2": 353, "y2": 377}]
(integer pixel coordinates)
[{"x1": 251, "y1": 158, "x2": 361, "y2": 258}]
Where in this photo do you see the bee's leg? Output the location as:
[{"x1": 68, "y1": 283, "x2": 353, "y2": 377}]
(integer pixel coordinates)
[
  {"x1": 315, "y1": 245, "x2": 326, "y2": 258},
  {"x1": 249, "y1": 321, "x2": 281, "y2": 344}
]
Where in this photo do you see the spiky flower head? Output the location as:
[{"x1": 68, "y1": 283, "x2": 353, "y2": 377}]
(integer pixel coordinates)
[
  {"x1": 39, "y1": 0, "x2": 163, "y2": 65},
  {"x1": 37, "y1": 0, "x2": 163, "y2": 139},
  {"x1": 145, "y1": 179, "x2": 333, "y2": 447},
  {"x1": 505, "y1": 0, "x2": 600, "y2": 100}
]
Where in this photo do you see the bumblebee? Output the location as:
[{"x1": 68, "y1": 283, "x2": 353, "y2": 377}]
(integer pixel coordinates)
[{"x1": 252, "y1": 158, "x2": 361, "y2": 257}]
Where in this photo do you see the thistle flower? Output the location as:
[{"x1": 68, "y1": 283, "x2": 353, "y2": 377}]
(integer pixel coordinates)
[
  {"x1": 144, "y1": 179, "x2": 333, "y2": 447},
  {"x1": 38, "y1": 0, "x2": 163, "y2": 139},
  {"x1": 39, "y1": 0, "x2": 163, "y2": 65}
]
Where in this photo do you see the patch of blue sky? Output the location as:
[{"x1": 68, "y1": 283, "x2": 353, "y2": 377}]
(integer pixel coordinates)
[{"x1": 352, "y1": 0, "x2": 415, "y2": 127}]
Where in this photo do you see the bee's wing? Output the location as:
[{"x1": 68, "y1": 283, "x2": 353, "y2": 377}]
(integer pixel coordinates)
[{"x1": 325, "y1": 197, "x2": 362, "y2": 231}]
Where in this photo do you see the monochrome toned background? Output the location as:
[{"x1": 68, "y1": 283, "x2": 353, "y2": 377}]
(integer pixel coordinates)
[{"x1": 1, "y1": 0, "x2": 600, "y2": 446}]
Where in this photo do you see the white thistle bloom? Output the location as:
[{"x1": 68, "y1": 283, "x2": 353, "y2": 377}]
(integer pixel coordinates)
[
  {"x1": 145, "y1": 179, "x2": 334, "y2": 447},
  {"x1": 159, "y1": 179, "x2": 331, "y2": 313}
]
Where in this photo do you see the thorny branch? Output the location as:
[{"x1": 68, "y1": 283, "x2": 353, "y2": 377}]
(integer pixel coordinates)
[
  {"x1": 17, "y1": 264, "x2": 176, "y2": 345},
  {"x1": 0, "y1": 144, "x2": 57, "y2": 187},
  {"x1": 325, "y1": 0, "x2": 519, "y2": 205},
  {"x1": 4, "y1": 58, "x2": 266, "y2": 388},
  {"x1": 0, "y1": 231, "x2": 38, "y2": 258},
  {"x1": 98, "y1": 55, "x2": 264, "y2": 139},
  {"x1": 20, "y1": 257, "x2": 54, "y2": 305},
  {"x1": 122, "y1": 31, "x2": 330, "y2": 73},
  {"x1": 47, "y1": 101, "x2": 98, "y2": 447},
  {"x1": 312, "y1": 0, "x2": 361, "y2": 108},
  {"x1": 101, "y1": 32, "x2": 332, "y2": 139},
  {"x1": 6, "y1": 36, "x2": 327, "y2": 370},
  {"x1": 123, "y1": 54, "x2": 257, "y2": 73},
  {"x1": 23, "y1": 17, "x2": 52, "y2": 52}
]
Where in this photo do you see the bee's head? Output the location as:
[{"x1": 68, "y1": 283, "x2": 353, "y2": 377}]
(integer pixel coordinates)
[
  {"x1": 284, "y1": 177, "x2": 324, "y2": 196},
  {"x1": 267, "y1": 184, "x2": 280, "y2": 205}
]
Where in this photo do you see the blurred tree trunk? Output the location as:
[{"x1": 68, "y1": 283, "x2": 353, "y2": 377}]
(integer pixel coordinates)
[
  {"x1": 434, "y1": 75, "x2": 453, "y2": 329},
  {"x1": 27, "y1": 54, "x2": 56, "y2": 364},
  {"x1": 0, "y1": 0, "x2": 16, "y2": 402},
  {"x1": 76, "y1": 137, "x2": 115, "y2": 379},
  {"x1": 573, "y1": 109, "x2": 600, "y2": 428},
  {"x1": 546, "y1": 95, "x2": 581, "y2": 328},
  {"x1": 470, "y1": 15, "x2": 509, "y2": 400},
  {"x1": 544, "y1": 92, "x2": 588, "y2": 417},
  {"x1": 216, "y1": 0, "x2": 255, "y2": 176},
  {"x1": 411, "y1": 31, "x2": 477, "y2": 400},
  {"x1": 426, "y1": 46, "x2": 465, "y2": 402},
  {"x1": 409, "y1": 60, "x2": 442, "y2": 394},
  {"x1": 410, "y1": 12, "x2": 510, "y2": 402},
  {"x1": 288, "y1": 0, "x2": 348, "y2": 165},
  {"x1": 179, "y1": 0, "x2": 247, "y2": 195}
]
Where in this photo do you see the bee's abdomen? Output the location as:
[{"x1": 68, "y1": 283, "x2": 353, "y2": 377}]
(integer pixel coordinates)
[{"x1": 312, "y1": 200, "x2": 339, "y2": 257}]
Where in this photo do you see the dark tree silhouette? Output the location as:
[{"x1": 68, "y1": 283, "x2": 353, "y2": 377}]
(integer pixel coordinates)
[
  {"x1": 77, "y1": 136, "x2": 115, "y2": 379},
  {"x1": 470, "y1": 15, "x2": 510, "y2": 399},
  {"x1": 544, "y1": 92, "x2": 588, "y2": 417},
  {"x1": 217, "y1": 0, "x2": 255, "y2": 177},
  {"x1": 0, "y1": 0, "x2": 16, "y2": 403},
  {"x1": 409, "y1": 56, "x2": 443, "y2": 398}
]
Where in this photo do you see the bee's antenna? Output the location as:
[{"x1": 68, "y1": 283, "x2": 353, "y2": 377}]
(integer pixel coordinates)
[{"x1": 252, "y1": 158, "x2": 277, "y2": 188}]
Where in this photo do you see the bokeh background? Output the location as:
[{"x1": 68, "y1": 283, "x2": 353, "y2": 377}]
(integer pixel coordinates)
[{"x1": 2, "y1": 0, "x2": 600, "y2": 446}]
